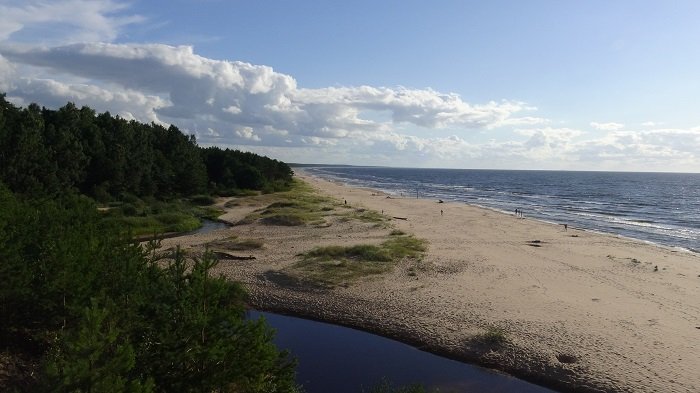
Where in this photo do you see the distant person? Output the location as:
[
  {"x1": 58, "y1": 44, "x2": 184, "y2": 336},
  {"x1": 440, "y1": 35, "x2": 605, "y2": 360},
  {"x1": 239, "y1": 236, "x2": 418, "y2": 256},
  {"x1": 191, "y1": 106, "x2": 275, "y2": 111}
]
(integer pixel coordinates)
[
  {"x1": 344, "y1": 199, "x2": 347, "y2": 205},
  {"x1": 564, "y1": 224, "x2": 568, "y2": 231},
  {"x1": 440, "y1": 209, "x2": 443, "y2": 216}
]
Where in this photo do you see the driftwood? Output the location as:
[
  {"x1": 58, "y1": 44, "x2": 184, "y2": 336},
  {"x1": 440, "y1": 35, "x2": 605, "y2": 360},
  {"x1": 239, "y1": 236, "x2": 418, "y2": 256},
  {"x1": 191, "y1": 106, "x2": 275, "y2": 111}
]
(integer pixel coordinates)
[
  {"x1": 213, "y1": 251, "x2": 256, "y2": 260},
  {"x1": 392, "y1": 216, "x2": 408, "y2": 221}
]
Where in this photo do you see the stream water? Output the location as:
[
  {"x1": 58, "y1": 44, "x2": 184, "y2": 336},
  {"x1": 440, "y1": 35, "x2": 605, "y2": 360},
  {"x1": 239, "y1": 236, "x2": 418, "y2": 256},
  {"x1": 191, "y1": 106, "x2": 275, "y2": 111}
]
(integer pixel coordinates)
[
  {"x1": 249, "y1": 311, "x2": 555, "y2": 393},
  {"x1": 193, "y1": 218, "x2": 229, "y2": 234}
]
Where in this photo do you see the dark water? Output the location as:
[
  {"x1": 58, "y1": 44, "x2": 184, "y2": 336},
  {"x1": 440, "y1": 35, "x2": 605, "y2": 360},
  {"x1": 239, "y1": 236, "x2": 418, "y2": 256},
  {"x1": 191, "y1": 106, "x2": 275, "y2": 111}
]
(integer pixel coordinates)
[
  {"x1": 249, "y1": 311, "x2": 554, "y2": 393},
  {"x1": 195, "y1": 218, "x2": 229, "y2": 234},
  {"x1": 304, "y1": 166, "x2": 700, "y2": 253}
]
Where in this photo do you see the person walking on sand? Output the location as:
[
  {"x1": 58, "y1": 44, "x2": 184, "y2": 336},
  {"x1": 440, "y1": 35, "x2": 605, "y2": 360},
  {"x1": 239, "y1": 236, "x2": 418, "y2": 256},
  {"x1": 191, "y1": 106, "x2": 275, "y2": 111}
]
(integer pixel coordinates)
[{"x1": 440, "y1": 209, "x2": 443, "y2": 216}]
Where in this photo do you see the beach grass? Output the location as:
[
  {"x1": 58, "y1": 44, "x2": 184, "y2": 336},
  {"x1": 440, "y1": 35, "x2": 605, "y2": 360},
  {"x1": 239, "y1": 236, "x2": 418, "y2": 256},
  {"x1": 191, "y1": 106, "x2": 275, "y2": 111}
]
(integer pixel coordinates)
[
  {"x1": 99, "y1": 196, "x2": 228, "y2": 236},
  {"x1": 193, "y1": 205, "x2": 225, "y2": 220},
  {"x1": 239, "y1": 179, "x2": 389, "y2": 227},
  {"x1": 339, "y1": 208, "x2": 389, "y2": 227},
  {"x1": 480, "y1": 325, "x2": 508, "y2": 345},
  {"x1": 104, "y1": 213, "x2": 202, "y2": 236},
  {"x1": 293, "y1": 235, "x2": 427, "y2": 286}
]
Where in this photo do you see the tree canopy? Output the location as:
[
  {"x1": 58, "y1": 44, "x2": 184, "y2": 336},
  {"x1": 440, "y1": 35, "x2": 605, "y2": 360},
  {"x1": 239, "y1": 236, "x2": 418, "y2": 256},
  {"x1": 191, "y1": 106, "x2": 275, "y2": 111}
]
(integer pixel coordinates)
[{"x1": 0, "y1": 94, "x2": 293, "y2": 200}]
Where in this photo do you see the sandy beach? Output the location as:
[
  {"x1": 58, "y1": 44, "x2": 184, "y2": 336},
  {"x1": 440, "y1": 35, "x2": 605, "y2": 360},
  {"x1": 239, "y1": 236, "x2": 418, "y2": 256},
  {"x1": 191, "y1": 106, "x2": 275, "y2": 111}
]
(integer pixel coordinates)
[{"x1": 162, "y1": 171, "x2": 700, "y2": 393}]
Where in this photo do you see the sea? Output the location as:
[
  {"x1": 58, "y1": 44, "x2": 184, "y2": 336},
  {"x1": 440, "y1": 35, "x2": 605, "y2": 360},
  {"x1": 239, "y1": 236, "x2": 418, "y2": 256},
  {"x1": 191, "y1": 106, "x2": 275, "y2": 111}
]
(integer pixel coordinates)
[{"x1": 301, "y1": 166, "x2": 700, "y2": 254}]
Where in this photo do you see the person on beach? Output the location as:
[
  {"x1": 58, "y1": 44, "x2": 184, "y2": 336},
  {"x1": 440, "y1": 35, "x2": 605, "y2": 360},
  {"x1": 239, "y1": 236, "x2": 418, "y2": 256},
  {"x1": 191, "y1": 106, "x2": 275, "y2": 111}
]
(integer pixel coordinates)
[
  {"x1": 564, "y1": 224, "x2": 568, "y2": 231},
  {"x1": 440, "y1": 209, "x2": 443, "y2": 216}
]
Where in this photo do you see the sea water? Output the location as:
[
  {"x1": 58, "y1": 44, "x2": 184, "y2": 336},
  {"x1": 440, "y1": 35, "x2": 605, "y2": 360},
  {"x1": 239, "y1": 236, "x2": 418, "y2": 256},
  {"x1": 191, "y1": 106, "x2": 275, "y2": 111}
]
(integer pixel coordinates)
[{"x1": 303, "y1": 166, "x2": 700, "y2": 253}]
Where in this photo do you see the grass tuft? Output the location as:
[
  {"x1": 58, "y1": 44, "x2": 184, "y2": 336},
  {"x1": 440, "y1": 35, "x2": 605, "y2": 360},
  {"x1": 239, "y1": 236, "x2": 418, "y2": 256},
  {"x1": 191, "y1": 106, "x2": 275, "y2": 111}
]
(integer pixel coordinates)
[{"x1": 480, "y1": 325, "x2": 508, "y2": 345}]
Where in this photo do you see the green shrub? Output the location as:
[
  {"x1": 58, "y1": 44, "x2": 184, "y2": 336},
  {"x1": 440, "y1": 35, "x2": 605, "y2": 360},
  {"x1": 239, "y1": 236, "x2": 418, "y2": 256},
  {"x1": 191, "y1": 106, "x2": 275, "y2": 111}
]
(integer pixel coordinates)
[
  {"x1": 120, "y1": 203, "x2": 139, "y2": 216},
  {"x1": 43, "y1": 299, "x2": 154, "y2": 392},
  {"x1": 190, "y1": 195, "x2": 216, "y2": 205}
]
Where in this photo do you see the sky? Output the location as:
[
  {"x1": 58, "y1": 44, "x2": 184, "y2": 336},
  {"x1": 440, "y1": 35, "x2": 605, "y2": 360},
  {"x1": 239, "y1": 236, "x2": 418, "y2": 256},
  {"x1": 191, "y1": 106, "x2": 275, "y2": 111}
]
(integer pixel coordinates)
[{"x1": 1, "y1": 1, "x2": 700, "y2": 172}]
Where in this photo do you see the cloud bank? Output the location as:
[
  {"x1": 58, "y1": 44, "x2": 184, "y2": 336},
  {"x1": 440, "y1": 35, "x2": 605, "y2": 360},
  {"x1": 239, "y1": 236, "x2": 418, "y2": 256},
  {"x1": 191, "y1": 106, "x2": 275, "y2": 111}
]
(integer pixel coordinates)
[{"x1": 0, "y1": 42, "x2": 540, "y2": 146}]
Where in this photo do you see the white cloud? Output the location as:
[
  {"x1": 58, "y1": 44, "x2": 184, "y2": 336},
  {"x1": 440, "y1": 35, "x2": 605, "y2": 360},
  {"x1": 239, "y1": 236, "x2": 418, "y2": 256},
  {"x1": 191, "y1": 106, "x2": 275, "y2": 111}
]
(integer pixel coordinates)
[
  {"x1": 0, "y1": 54, "x2": 15, "y2": 91},
  {"x1": 7, "y1": 76, "x2": 168, "y2": 123},
  {"x1": 0, "y1": 0, "x2": 143, "y2": 43},
  {"x1": 235, "y1": 126, "x2": 261, "y2": 142},
  {"x1": 590, "y1": 121, "x2": 625, "y2": 131}
]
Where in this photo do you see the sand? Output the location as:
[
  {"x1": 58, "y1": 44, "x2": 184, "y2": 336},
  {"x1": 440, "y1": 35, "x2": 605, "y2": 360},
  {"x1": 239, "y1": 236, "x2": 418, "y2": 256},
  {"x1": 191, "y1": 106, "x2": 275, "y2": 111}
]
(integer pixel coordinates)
[{"x1": 162, "y1": 171, "x2": 700, "y2": 393}]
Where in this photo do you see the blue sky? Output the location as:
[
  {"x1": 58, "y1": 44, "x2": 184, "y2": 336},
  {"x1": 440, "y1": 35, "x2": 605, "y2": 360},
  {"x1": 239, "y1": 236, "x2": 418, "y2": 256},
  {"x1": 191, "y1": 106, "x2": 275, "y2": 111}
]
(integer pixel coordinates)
[{"x1": 1, "y1": 0, "x2": 699, "y2": 172}]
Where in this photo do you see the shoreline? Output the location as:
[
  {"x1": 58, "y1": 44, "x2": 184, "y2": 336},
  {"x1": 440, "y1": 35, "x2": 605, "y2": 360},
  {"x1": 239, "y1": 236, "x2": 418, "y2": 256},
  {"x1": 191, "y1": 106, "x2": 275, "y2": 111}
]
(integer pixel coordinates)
[
  {"x1": 305, "y1": 168, "x2": 699, "y2": 255},
  {"x1": 164, "y1": 172, "x2": 700, "y2": 393}
]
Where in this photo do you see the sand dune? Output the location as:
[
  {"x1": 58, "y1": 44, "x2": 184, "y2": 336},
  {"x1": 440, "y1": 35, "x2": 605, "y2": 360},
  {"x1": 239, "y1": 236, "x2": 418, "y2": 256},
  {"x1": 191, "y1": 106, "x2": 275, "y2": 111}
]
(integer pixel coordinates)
[{"x1": 163, "y1": 171, "x2": 700, "y2": 392}]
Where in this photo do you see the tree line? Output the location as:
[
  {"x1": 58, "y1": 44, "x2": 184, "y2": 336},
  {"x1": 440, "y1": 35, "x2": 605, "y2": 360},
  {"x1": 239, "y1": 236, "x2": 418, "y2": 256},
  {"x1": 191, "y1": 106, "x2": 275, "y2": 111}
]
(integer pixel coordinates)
[{"x1": 0, "y1": 94, "x2": 293, "y2": 200}]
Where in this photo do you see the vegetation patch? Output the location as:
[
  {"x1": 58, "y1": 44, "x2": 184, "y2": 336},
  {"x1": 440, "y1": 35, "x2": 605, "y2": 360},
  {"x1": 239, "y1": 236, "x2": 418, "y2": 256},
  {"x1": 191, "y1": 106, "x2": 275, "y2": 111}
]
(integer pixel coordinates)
[
  {"x1": 189, "y1": 194, "x2": 216, "y2": 205},
  {"x1": 104, "y1": 212, "x2": 201, "y2": 236},
  {"x1": 343, "y1": 208, "x2": 388, "y2": 226},
  {"x1": 292, "y1": 236, "x2": 427, "y2": 286},
  {"x1": 100, "y1": 197, "x2": 227, "y2": 236},
  {"x1": 193, "y1": 205, "x2": 225, "y2": 220},
  {"x1": 241, "y1": 180, "x2": 339, "y2": 226},
  {"x1": 479, "y1": 325, "x2": 508, "y2": 346}
]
